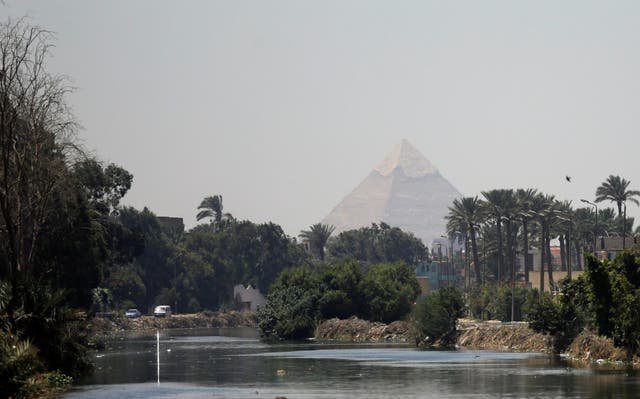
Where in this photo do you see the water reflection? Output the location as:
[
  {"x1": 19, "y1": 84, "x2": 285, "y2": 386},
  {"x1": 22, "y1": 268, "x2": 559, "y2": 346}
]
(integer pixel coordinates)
[{"x1": 68, "y1": 327, "x2": 640, "y2": 399}]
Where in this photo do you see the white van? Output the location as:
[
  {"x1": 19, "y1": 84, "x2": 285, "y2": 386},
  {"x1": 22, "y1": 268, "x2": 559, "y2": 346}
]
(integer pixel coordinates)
[{"x1": 153, "y1": 305, "x2": 172, "y2": 317}]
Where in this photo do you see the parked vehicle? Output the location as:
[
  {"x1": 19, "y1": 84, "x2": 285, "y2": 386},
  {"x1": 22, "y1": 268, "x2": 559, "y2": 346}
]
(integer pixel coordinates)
[
  {"x1": 125, "y1": 308, "x2": 141, "y2": 318},
  {"x1": 153, "y1": 305, "x2": 172, "y2": 317}
]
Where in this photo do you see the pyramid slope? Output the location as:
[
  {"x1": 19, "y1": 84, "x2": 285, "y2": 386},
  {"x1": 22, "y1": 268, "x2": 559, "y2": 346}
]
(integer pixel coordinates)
[
  {"x1": 323, "y1": 140, "x2": 462, "y2": 245},
  {"x1": 375, "y1": 139, "x2": 437, "y2": 178}
]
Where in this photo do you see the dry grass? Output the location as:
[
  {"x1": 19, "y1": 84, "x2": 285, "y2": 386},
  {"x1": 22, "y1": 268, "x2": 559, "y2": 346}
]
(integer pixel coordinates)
[
  {"x1": 456, "y1": 324, "x2": 548, "y2": 352},
  {"x1": 89, "y1": 310, "x2": 257, "y2": 336},
  {"x1": 314, "y1": 317, "x2": 411, "y2": 343},
  {"x1": 566, "y1": 329, "x2": 626, "y2": 363}
]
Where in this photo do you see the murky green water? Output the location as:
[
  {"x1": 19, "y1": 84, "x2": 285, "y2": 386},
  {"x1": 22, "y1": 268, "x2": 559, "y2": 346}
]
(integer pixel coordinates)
[{"x1": 65, "y1": 327, "x2": 640, "y2": 398}]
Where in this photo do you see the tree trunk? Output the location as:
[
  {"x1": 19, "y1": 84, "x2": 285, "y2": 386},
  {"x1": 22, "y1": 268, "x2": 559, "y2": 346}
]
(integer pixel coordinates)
[
  {"x1": 506, "y1": 219, "x2": 514, "y2": 283},
  {"x1": 523, "y1": 218, "x2": 530, "y2": 284},
  {"x1": 575, "y1": 242, "x2": 582, "y2": 270},
  {"x1": 539, "y1": 222, "x2": 545, "y2": 294},
  {"x1": 623, "y1": 205, "x2": 627, "y2": 249},
  {"x1": 497, "y1": 219, "x2": 504, "y2": 282},
  {"x1": 470, "y1": 227, "x2": 481, "y2": 286},
  {"x1": 546, "y1": 228, "x2": 555, "y2": 291},
  {"x1": 566, "y1": 233, "x2": 572, "y2": 279},
  {"x1": 559, "y1": 234, "x2": 566, "y2": 271}
]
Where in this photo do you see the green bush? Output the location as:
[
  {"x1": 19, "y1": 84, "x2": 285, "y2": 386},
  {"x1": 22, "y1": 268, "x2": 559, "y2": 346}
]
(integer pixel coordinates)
[
  {"x1": 317, "y1": 260, "x2": 364, "y2": 319},
  {"x1": 258, "y1": 260, "x2": 422, "y2": 339},
  {"x1": 361, "y1": 262, "x2": 421, "y2": 323},
  {"x1": 257, "y1": 285, "x2": 320, "y2": 340},
  {"x1": 583, "y1": 253, "x2": 640, "y2": 360},
  {"x1": 0, "y1": 278, "x2": 92, "y2": 392},
  {"x1": 47, "y1": 370, "x2": 73, "y2": 388},
  {"x1": 0, "y1": 334, "x2": 43, "y2": 398},
  {"x1": 468, "y1": 283, "x2": 530, "y2": 321},
  {"x1": 527, "y1": 280, "x2": 584, "y2": 353},
  {"x1": 412, "y1": 286, "x2": 465, "y2": 348}
]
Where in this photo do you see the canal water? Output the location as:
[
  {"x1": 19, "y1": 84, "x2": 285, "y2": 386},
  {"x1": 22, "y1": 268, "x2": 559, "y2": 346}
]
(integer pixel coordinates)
[{"x1": 65, "y1": 327, "x2": 640, "y2": 398}]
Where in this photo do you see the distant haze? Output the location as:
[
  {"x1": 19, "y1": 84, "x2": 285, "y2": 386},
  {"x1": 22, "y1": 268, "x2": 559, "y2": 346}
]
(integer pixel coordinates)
[{"x1": 5, "y1": 1, "x2": 640, "y2": 242}]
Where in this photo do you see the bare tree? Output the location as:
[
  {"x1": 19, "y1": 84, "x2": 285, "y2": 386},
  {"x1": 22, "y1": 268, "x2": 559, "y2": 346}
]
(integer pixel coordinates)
[{"x1": 0, "y1": 18, "x2": 79, "y2": 277}]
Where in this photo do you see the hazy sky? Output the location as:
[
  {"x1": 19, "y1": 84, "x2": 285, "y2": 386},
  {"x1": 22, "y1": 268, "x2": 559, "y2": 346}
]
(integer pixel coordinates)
[{"x1": 5, "y1": 1, "x2": 640, "y2": 239}]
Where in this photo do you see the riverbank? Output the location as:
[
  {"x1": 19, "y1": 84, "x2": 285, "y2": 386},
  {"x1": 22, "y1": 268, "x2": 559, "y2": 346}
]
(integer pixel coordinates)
[
  {"x1": 313, "y1": 317, "x2": 638, "y2": 368},
  {"x1": 88, "y1": 312, "x2": 638, "y2": 368},
  {"x1": 314, "y1": 317, "x2": 548, "y2": 350},
  {"x1": 314, "y1": 317, "x2": 412, "y2": 343},
  {"x1": 89, "y1": 310, "x2": 257, "y2": 338},
  {"x1": 456, "y1": 320, "x2": 548, "y2": 352}
]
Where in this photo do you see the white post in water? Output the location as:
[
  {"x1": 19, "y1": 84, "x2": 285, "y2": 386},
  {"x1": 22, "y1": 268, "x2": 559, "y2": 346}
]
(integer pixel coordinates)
[{"x1": 156, "y1": 330, "x2": 160, "y2": 385}]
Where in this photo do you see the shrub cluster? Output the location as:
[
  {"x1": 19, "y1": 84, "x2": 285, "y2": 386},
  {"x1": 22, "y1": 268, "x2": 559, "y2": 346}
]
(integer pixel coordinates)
[
  {"x1": 258, "y1": 260, "x2": 421, "y2": 340},
  {"x1": 411, "y1": 286, "x2": 465, "y2": 347}
]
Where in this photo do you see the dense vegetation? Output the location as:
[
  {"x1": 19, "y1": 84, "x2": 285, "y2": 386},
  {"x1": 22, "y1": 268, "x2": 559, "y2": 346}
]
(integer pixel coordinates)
[
  {"x1": 445, "y1": 184, "x2": 640, "y2": 292},
  {"x1": 258, "y1": 260, "x2": 421, "y2": 339},
  {"x1": 326, "y1": 222, "x2": 427, "y2": 266},
  {"x1": 3, "y1": 15, "x2": 640, "y2": 398},
  {"x1": 0, "y1": 18, "x2": 311, "y2": 397},
  {"x1": 527, "y1": 253, "x2": 640, "y2": 359},
  {"x1": 412, "y1": 286, "x2": 465, "y2": 347}
]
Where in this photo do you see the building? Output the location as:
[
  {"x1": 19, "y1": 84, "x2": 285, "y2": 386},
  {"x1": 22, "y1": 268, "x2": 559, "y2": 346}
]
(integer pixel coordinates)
[
  {"x1": 415, "y1": 261, "x2": 457, "y2": 295},
  {"x1": 233, "y1": 285, "x2": 266, "y2": 312},
  {"x1": 596, "y1": 236, "x2": 639, "y2": 261}
]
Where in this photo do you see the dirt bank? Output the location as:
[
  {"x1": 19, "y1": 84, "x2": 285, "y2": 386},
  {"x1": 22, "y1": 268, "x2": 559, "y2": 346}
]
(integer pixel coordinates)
[
  {"x1": 456, "y1": 321, "x2": 548, "y2": 352},
  {"x1": 314, "y1": 317, "x2": 412, "y2": 343},
  {"x1": 89, "y1": 311, "x2": 257, "y2": 337},
  {"x1": 314, "y1": 317, "x2": 548, "y2": 352},
  {"x1": 564, "y1": 329, "x2": 640, "y2": 367}
]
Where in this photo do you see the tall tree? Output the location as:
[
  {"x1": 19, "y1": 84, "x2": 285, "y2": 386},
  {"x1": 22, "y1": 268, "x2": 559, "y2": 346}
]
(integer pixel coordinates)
[
  {"x1": 0, "y1": 19, "x2": 79, "y2": 277},
  {"x1": 300, "y1": 223, "x2": 335, "y2": 261},
  {"x1": 446, "y1": 196, "x2": 484, "y2": 285},
  {"x1": 516, "y1": 188, "x2": 538, "y2": 284},
  {"x1": 530, "y1": 193, "x2": 554, "y2": 293},
  {"x1": 595, "y1": 175, "x2": 640, "y2": 248},
  {"x1": 74, "y1": 159, "x2": 132, "y2": 215},
  {"x1": 595, "y1": 175, "x2": 640, "y2": 217},
  {"x1": 327, "y1": 223, "x2": 426, "y2": 266},
  {"x1": 196, "y1": 195, "x2": 233, "y2": 229},
  {"x1": 482, "y1": 189, "x2": 511, "y2": 282}
]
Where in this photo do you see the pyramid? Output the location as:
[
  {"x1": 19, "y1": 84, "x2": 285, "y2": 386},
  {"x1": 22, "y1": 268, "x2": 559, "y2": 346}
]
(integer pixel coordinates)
[{"x1": 322, "y1": 139, "x2": 462, "y2": 245}]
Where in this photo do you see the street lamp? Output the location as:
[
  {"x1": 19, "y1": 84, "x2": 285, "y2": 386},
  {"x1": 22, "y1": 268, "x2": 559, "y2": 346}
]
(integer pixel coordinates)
[
  {"x1": 623, "y1": 202, "x2": 627, "y2": 249},
  {"x1": 581, "y1": 199, "x2": 598, "y2": 254}
]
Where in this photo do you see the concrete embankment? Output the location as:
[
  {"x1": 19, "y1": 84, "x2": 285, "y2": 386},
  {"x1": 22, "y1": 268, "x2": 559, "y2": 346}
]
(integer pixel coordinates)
[{"x1": 89, "y1": 311, "x2": 257, "y2": 337}]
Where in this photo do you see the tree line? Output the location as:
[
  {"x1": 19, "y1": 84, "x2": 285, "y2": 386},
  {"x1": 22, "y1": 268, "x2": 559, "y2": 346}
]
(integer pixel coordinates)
[
  {"x1": 446, "y1": 180, "x2": 639, "y2": 293},
  {"x1": 0, "y1": 18, "x2": 306, "y2": 396}
]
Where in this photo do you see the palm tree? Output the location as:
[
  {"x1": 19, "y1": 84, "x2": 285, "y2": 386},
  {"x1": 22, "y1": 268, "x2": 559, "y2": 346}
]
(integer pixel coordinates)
[
  {"x1": 446, "y1": 196, "x2": 484, "y2": 285},
  {"x1": 300, "y1": 223, "x2": 335, "y2": 261},
  {"x1": 530, "y1": 193, "x2": 555, "y2": 293},
  {"x1": 516, "y1": 188, "x2": 538, "y2": 284},
  {"x1": 196, "y1": 195, "x2": 234, "y2": 229},
  {"x1": 555, "y1": 200, "x2": 574, "y2": 278},
  {"x1": 595, "y1": 175, "x2": 640, "y2": 248},
  {"x1": 482, "y1": 189, "x2": 512, "y2": 282},
  {"x1": 595, "y1": 175, "x2": 640, "y2": 216},
  {"x1": 573, "y1": 207, "x2": 595, "y2": 270},
  {"x1": 598, "y1": 208, "x2": 617, "y2": 237}
]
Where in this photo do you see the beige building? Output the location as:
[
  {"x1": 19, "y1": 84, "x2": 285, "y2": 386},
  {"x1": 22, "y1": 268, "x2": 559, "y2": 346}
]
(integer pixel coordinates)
[{"x1": 527, "y1": 271, "x2": 584, "y2": 293}]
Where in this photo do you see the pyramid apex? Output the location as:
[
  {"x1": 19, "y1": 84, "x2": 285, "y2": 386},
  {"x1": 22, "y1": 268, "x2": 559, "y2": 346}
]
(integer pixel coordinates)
[{"x1": 374, "y1": 139, "x2": 438, "y2": 177}]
